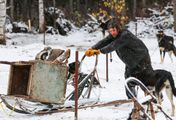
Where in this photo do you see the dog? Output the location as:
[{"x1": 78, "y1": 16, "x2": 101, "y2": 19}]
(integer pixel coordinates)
[
  {"x1": 99, "y1": 19, "x2": 110, "y2": 37},
  {"x1": 128, "y1": 69, "x2": 176, "y2": 116},
  {"x1": 146, "y1": 69, "x2": 176, "y2": 116},
  {"x1": 156, "y1": 31, "x2": 176, "y2": 63}
]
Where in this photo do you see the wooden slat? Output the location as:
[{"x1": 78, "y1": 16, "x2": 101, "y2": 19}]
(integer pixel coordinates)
[{"x1": 36, "y1": 99, "x2": 132, "y2": 115}]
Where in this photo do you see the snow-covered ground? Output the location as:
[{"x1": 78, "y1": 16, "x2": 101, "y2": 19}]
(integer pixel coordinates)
[{"x1": 0, "y1": 24, "x2": 176, "y2": 120}]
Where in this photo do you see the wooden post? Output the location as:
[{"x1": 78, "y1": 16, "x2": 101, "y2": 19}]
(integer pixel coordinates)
[
  {"x1": 132, "y1": 101, "x2": 141, "y2": 120},
  {"x1": 74, "y1": 51, "x2": 79, "y2": 120},
  {"x1": 43, "y1": 31, "x2": 45, "y2": 45},
  {"x1": 149, "y1": 102, "x2": 155, "y2": 120},
  {"x1": 110, "y1": 53, "x2": 112, "y2": 62},
  {"x1": 28, "y1": 19, "x2": 32, "y2": 32},
  {"x1": 135, "y1": 21, "x2": 137, "y2": 36}
]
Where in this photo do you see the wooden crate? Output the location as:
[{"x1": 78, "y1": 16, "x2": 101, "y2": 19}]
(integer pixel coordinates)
[{"x1": 7, "y1": 61, "x2": 67, "y2": 104}]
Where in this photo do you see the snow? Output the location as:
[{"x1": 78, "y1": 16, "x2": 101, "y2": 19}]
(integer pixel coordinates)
[{"x1": 0, "y1": 21, "x2": 176, "y2": 120}]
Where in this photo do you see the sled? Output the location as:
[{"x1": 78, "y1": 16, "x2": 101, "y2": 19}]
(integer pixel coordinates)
[
  {"x1": 125, "y1": 77, "x2": 173, "y2": 120},
  {"x1": 0, "y1": 55, "x2": 132, "y2": 115},
  {"x1": 0, "y1": 58, "x2": 68, "y2": 113}
]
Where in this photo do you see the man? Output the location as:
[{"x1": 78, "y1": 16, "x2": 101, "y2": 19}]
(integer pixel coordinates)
[{"x1": 85, "y1": 18, "x2": 155, "y2": 98}]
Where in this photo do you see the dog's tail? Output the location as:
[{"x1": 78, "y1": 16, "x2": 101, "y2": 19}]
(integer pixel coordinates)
[{"x1": 167, "y1": 71, "x2": 176, "y2": 96}]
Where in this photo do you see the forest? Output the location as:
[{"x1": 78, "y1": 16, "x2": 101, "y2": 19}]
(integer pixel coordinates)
[{"x1": 0, "y1": 0, "x2": 175, "y2": 44}]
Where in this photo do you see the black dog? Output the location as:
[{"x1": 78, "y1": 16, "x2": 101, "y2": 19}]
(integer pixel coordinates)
[
  {"x1": 146, "y1": 69, "x2": 176, "y2": 116},
  {"x1": 156, "y1": 31, "x2": 176, "y2": 63},
  {"x1": 99, "y1": 19, "x2": 110, "y2": 36},
  {"x1": 128, "y1": 69, "x2": 176, "y2": 116}
]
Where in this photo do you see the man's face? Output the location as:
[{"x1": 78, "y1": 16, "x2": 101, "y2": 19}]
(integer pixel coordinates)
[{"x1": 108, "y1": 27, "x2": 119, "y2": 38}]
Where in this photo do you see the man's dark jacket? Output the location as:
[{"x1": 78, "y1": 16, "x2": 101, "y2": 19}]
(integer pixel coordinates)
[{"x1": 92, "y1": 29, "x2": 151, "y2": 71}]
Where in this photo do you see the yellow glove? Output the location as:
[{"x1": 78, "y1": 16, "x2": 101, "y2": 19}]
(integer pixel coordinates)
[
  {"x1": 85, "y1": 49, "x2": 100, "y2": 57},
  {"x1": 93, "y1": 49, "x2": 100, "y2": 55},
  {"x1": 85, "y1": 49, "x2": 94, "y2": 57}
]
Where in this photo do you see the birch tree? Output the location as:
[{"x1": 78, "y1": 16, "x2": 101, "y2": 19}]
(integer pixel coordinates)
[
  {"x1": 0, "y1": 0, "x2": 6, "y2": 44},
  {"x1": 39, "y1": 0, "x2": 45, "y2": 33}
]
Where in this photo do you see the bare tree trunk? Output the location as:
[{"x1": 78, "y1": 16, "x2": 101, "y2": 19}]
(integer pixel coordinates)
[
  {"x1": 173, "y1": 0, "x2": 176, "y2": 32},
  {"x1": 53, "y1": 0, "x2": 55, "y2": 7},
  {"x1": 69, "y1": 0, "x2": 73, "y2": 12},
  {"x1": 30, "y1": 0, "x2": 38, "y2": 28},
  {"x1": 141, "y1": 0, "x2": 146, "y2": 18},
  {"x1": 142, "y1": 0, "x2": 146, "y2": 6},
  {"x1": 133, "y1": 0, "x2": 136, "y2": 20},
  {"x1": 77, "y1": 0, "x2": 80, "y2": 11},
  {"x1": 0, "y1": 0, "x2": 6, "y2": 45},
  {"x1": 39, "y1": 0, "x2": 45, "y2": 33},
  {"x1": 80, "y1": 0, "x2": 87, "y2": 16},
  {"x1": 53, "y1": 0, "x2": 56, "y2": 28},
  {"x1": 85, "y1": 0, "x2": 88, "y2": 11},
  {"x1": 22, "y1": 0, "x2": 28, "y2": 22},
  {"x1": 10, "y1": 0, "x2": 13, "y2": 20}
]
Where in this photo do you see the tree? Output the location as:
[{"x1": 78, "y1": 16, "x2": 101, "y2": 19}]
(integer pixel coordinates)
[
  {"x1": 69, "y1": 0, "x2": 73, "y2": 12},
  {"x1": 10, "y1": 0, "x2": 14, "y2": 20},
  {"x1": 141, "y1": 0, "x2": 146, "y2": 18},
  {"x1": 53, "y1": 0, "x2": 56, "y2": 28},
  {"x1": 0, "y1": 0, "x2": 6, "y2": 44},
  {"x1": 132, "y1": 0, "x2": 136, "y2": 20},
  {"x1": 92, "y1": 0, "x2": 128, "y2": 28},
  {"x1": 174, "y1": 0, "x2": 176, "y2": 32},
  {"x1": 39, "y1": 0, "x2": 45, "y2": 33}
]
